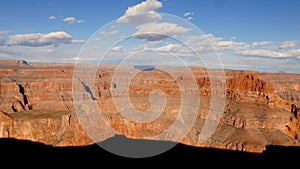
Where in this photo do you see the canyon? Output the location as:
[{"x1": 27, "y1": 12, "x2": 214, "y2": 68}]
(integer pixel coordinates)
[{"x1": 0, "y1": 59, "x2": 299, "y2": 154}]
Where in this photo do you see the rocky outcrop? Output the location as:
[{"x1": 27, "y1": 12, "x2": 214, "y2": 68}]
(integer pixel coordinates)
[
  {"x1": 227, "y1": 74, "x2": 274, "y2": 93},
  {"x1": 277, "y1": 91, "x2": 300, "y2": 104},
  {"x1": 0, "y1": 60, "x2": 299, "y2": 153},
  {"x1": 0, "y1": 110, "x2": 93, "y2": 146},
  {"x1": 291, "y1": 104, "x2": 300, "y2": 120}
]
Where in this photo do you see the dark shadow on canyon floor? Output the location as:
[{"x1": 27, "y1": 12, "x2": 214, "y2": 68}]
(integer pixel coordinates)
[{"x1": 0, "y1": 135, "x2": 299, "y2": 166}]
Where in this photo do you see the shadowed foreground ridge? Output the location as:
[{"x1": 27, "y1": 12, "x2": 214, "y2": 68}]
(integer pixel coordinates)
[
  {"x1": 0, "y1": 135, "x2": 300, "y2": 163},
  {"x1": 0, "y1": 60, "x2": 299, "y2": 154}
]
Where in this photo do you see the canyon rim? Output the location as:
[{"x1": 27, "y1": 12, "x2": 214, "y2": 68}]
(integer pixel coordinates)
[{"x1": 0, "y1": 59, "x2": 299, "y2": 157}]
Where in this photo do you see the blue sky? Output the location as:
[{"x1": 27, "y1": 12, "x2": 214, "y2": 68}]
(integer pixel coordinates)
[{"x1": 0, "y1": 0, "x2": 300, "y2": 73}]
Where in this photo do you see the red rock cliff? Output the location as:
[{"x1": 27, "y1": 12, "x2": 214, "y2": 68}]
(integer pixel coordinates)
[{"x1": 0, "y1": 60, "x2": 299, "y2": 153}]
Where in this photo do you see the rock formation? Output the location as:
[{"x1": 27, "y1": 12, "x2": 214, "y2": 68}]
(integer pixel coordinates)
[{"x1": 0, "y1": 60, "x2": 299, "y2": 153}]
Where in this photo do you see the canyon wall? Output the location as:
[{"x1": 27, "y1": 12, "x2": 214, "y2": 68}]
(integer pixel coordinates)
[{"x1": 0, "y1": 60, "x2": 299, "y2": 153}]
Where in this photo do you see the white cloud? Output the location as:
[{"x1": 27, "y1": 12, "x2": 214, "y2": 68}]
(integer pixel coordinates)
[
  {"x1": 205, "y1": 34, "x2": 224, "y2": 43},
  {"x1": 0, "y1": 44, "x2": 84, "y2": 63},
  {"x1": 252, "y1": 41, "x2": 273, "y2": 47},
  {"x1": 134, "y1": 22, "x2": 190, "y2": 41},
  {"x1": 186, "y1": 16, "x2": 194, "y2": 20},
  {"x1": 214, "y1": 40, "x2": 248, "y2": 50},
  {"x1": 133, "y1": 41, "x2": 161, "y2": 51},
  {"x1": 111, "y1": 46, "x2": 124, "y2": 52},
  {"x1": 184, "y1": 12, "x2": 194, "y2": 17},
  {"x1": 76, "y1": 19, "x2": 85, "y2": 23},
  {"x1": 237, "y1": 50, "x2": 285, "y2": 58},
  {"x1": 8, "y1": 33, "x2": 44, "y2": 47},
  {"x1": 92, "y1": 37, "x2": 101, "y2": 41},
  {"x1": 41, "y1": 31, "x2": 72, "y2": 44},
  {"x1": 287, "y1": 49, "x2": 300, "y2": 56},
  {"x1": 134, "y1": 41, "x2": 206, "y2": 55},
  {"x1": 71, "y1": 39, "x2": 86, "y2": 44},
  {"x1": 279, "y1": 41, "x2": 300, "y2": 49},
  {"x1": 184, "y1": 34, "x2": 248, "y2": 52},
  {"x1": 236, "y1": 49, "x2": 297, "y2": 58},
  {"x1": 37, "y1": 48, "x2": 56, "y2": 53},
  {"x1": 117, "y1": 0, "x2": 162, "y2": 24},
  {"x1": 184, "y1": 12, "x2": 194, "y2": 20},
  {"x1": 185, "y1": 34, "x2": 222, "y2": 47},
  {"x1": 63, "y1": 17, "x2": 85, "y2": 24},
  {"x1": 99, "y1": 30, "x2": 119, "y2": 36},
  {"x1": 63, "y1": 17, "x2": 76, "y2": 23},
  {"x1": 49, "y1": 16, "x2": 56, "y2": 20},
  {"x1": 147, "y1": 43, "x2": 181, "y2": 52},
  {"x1": 8, "y1": 31, "x2": 85, "y2": 47}
]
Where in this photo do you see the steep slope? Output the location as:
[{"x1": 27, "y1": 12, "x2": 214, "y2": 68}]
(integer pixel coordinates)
[{"x1": 0, "y1": 60, "x2": 299, "y2": 153}]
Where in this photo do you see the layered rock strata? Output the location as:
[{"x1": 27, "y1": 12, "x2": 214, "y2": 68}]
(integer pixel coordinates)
[{"x1": 0, "y1": 60, "x2": 299, "y2": 153}]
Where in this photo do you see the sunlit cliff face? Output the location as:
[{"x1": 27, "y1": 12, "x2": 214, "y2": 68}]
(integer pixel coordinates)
[{"x1": 0, "y1": 60, "x2": 299, "y2": 153}]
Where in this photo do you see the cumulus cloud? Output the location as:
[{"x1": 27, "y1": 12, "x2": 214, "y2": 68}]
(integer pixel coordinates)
[
  {"x1": 8, "y1": 31, "x2": 85, "y2": 47},
  {"x1": 236, "y1": 49, "x2": 300, "y2": 58},
  {"x1": 134, "y1": 41, "x2": 207, "y2": 55},
  {"x1": 214, "y1": 40, "x2": 248, "y2": 50},
  {"x1": 63, "y1": 17, "x2": 85, "y2": 24},
  {"x1": 133, "y1": 22, "x2": 190, "y2": 41},
  {"x1": 49, "y1": 16, "x2": 56, "y2": 20},
  {"x1": 185, "y1": 34, "x2": 221, "y2": 47},
  {"x1": 63, "y1": 17, "x2": 76, "y2": 23},
  {"x1": 205, "y1": 34, "x2": 224, "y2": 43},
  {"x1": 99, "y1": 30, "x2": 119, "y2": 36},
  {"x1": 184, "y1": 12, "x2": 193, "y2": 17},
  {"x1": 237, "y1": 49, "x2": 287, "y2": 58},
  {"x1": 37, "y1": 48, "x2": 56, "y2": 53},
  {"x1": 133, "y1": 41, "x2": 161, "y2": 51},
  {"x1": 184, "y1": 34, "x2": 247, "y2": 51},
  {"x1": 186, "y1": 17, "x2": 194, "y2": 20},
  {"x1": 111, "y1": 46, "x2": 124, "y2": 52},
  {"x1": 71, "y1": 39, "x2": 86, "y2": 44},
  {"x1": 147, "y1": 43, "x2": 181, "y2": 53},
  {"x1": 76, "y1": 19, "x2": 85, "y2": 23},
  {"x1": 132, "y1": 33, "x2": 248, "y2": 56},
  {"x1": 184, "y1": 12, "x2": 194, "y2": 20},
  {"x1": 92, "y1": 37, "x2": 101, "y2": 41},
  {"x1": 117, "y1": 0, "x2": 162, "y2": 25},
  {"x1": 236, "y1": 40, "x2": 300, "y2": 59},
  {"x1": 279, "y1": 41, "x2": 300, "y2": 49},
  {"x1": 251, "y1": 41, "x2": 273, "y2": 47},
  {"x1": 144, "y1": 40, "x2": 247, "y2": 55},
  {"x1": 287, "y1": 49, "x2": 300, "y2": 56}
]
